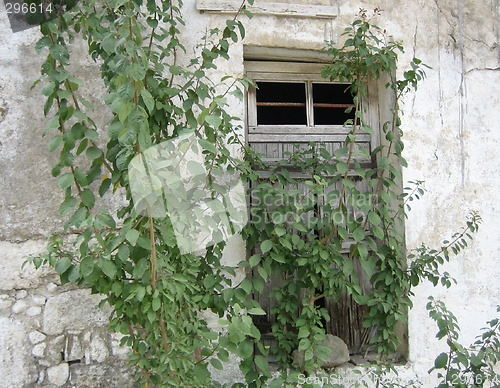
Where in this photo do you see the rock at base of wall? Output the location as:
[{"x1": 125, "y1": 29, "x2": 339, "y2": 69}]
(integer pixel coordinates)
[{"x1": 293, "y1": 334, "x2": 350, "y2": 368}]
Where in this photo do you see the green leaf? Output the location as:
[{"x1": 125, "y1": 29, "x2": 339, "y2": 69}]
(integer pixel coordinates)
[
  {"x1": 125, "y1": 229, "x2": 140, "y2": 245},
  {"x1": 199, "y1": 138, "x2": 217, "y2": 154},
  {"x1": 80, "y1": 257, "x2": 94, "y2": 278},
  {"x1": 58, "y1": 173, "x2": 74, "y2": 189},
  {"x1": 73, "y1": 167, "x2": 88, "y2": 187},
  {"x1": 76, "y1": 138, "x2": 88, "y2": 156},
  {"x1": 368, "y1": 212, "x2": 382, "y2": 226},
  {"x1": 141, "y1": 89, "x2": 155, "y2": 113},
  {"x1": 261, "y1": 240, "x2": 273, "y2": 254},
  {"x1": 55, "y1": 257, "x2": 72, "y2": 274},
  {"x1": 111, "y1": 282, "x2": 123, "y2": 297},
  {"x1": 152, "y1": 297, "x2": 161, "y2": 311},
  {"x1": 102, "y1": 36, "x2": 117, "y2": 54},
  {"x1": 378, "y1": 156, "x2": 390, "y2": 169},
  {"x1": 275, "y1": 226, "x2": 286, "y2": 237},
  {"x1": 128, "y1": 63, "x2": 146, "y2": 80},
  {"x1": 59, "y1": 196, "x2": 77, "y2": 216},
  {"x1": 97, "y1": 212, "x2": 116, "y2": 229},
  {"x1": 86, "y1": 146, "x2": 103, "y2": 160},
  {"x1": 249, "y1": 254, "x2": 261, "y2": 267},
  {"x1": 254, "y1": 355, "x2": 269, "y2": 374},
  {"x1": 304, "y1": 348, "x2": 314, "y2": 361},
  {"x1": 41, "y1": 82, "x2": 55, "y2": 97},
  {"x1": 133, "y1": 258, "x2": 149, "y2": 279},
  {"x1": 99, "y1": 178, "x2": 112, "y2": 197},
  {"x1": 360, "y1": 257, "x2": 375, "y2": 278},
  {"x1": 298, "y1": 338, "x2": 311, "y2": 351},
  {"x1": 45, "y1": 116, "x2": 60, "y2": 132},
  {"x1": 268, "y1": 378, "x2": 285, "y2": 388},
  {"x1": 257, "y1": 266, "x2": 268, "y2": 281},
  {"x1": 187, "y1": 160, "x2": 206, "y2": 176},
  {"x1": 100, "y1": 259, "x2": 117, "y2": 279},
  {"x1": 338, "y1": 226, "x2": 349, "y2": 240},
  {"x1": 119, "y1": 101, "x2": 133, "y2": 123},
  {"x1": 240, "y1": 279, "x2": 252, "y2": 294},
  {"x1": 371, "y1": 225, "x2": 385, "y2": 240},
  {"x1": 357, "y1": 243, "x2": 368, "y2": 260},
  {"x1": 81, "y1": 189, "x2": 95, "y2": 209},
  {"x1": 434, "y1": 352, "x2": 448, "y2": 369},
  {"x1": 279, "y1": 236, "x2": 292, "y2": 250},
  {"x1": 79, "y1": 96, "x2": 94, "y2": 112},
  {"x1": 343, "y1": 259, "x2": 354, "y2": 276},
  {"x1": 252, "y1": 277, "x2": 264, "y2": 293},
  {"x1": 48, "y1": 135, "x2": 63, "y2": 152},
  {"x1": 35, "y1": 36, "x2": 52, "y2": 54},
  {"x1": 210, "y1": 358, "x2": 223, "y2": 370},
  {"x1": 49, "y1": 45, "x2": 69, "y2": 64},
  {"x1": 205, "y1": 115, "x2": 222, "y2": 128},
  {"x1": 238, "y1": 338, "x2": 254, "y2": 359},
  {"x1": 67, "y1": 265, "x2": 80, "y2": 283},
  {"x1": 352, "y1": 228, "x2": 365, "y2": 242},
  {"x1": 298, "y1": 326, "x2": 309, "y2": 339},
  {"x1": 117, "y1": 244, "x2": 130, "y2": 262},
  {"x1": 248, "y1": 307, "x2": 266, "y2": 315},
  {"x1": 337, "y1": 161, "x2": 349, "y2": 174}
]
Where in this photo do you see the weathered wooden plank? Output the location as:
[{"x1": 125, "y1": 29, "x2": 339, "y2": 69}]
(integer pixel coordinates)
[
  {"x1": 196, "y1": 0, "x2": 337, "y2": 19},
  {"x1": 248, "y1": 125, "x2": 373, "y2": 136},
  {"x1": 246, "y1": 61, "x2": 326, "y2": 76},
  {"x1": 248, "y1": 133, "x2": 371, "y2": 143},
  {"x1": 244, "y1": 46, "x2": 332, "y2": 63}
]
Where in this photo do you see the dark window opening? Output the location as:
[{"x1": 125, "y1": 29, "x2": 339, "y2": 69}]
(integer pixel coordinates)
[
  {"x1": 313, "y1": 83, "x2": 355, "y2": 125},
  {"x1": 256, "y1": 82, "x2": 307, "y2": 125}
]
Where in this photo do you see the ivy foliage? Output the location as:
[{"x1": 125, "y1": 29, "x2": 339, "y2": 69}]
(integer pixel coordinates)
[
  {"x1": 241, "y1": 8, "x2": 482, "y2": 384},
  {"x1": 28, "y1": 0, "x2": 266, "y2": 386},
  {"x1": 26, "y1": 2, "x2": 488, "y2": 387},
  {"x1": 428, "y1": 299, "x2": 500, "y2": 387},
  {"x1": 244, "y1": 8, "x2": 431, "y2": 370}
]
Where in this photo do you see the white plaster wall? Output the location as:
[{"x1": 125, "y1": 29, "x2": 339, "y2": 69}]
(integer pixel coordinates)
[{"x1": 0, "y1": 0, "x2": 499, "y2": 386}]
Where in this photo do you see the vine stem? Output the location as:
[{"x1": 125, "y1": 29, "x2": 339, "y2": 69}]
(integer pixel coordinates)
[
  {"x1": 146, "y1": 205, "x2": 171, "y2": 355},
  {"x1": 407, "y1": 218, "x2": 477, "y2": 272},
  {"x1": 126, "y1": 321, "x2": 152, "y2": 386}
]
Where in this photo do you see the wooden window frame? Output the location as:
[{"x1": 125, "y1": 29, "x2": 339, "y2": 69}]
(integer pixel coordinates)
[
  {"x1": 196, "y1": 0, "x2": 337, "y2": 19},
  {"x1": 246, "y1": 61, "x2": 381, "y2": 170},
  {"x1": 245, "y1": 60, "x2": 408, "y2": 357}
]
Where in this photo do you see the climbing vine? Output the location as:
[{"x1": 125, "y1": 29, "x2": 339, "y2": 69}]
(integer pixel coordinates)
[
  {"x1": 26, "y1": 2, "x2": 491, "y2": 387},
  {"x1": 241, "y1": 9, "x2": 482, "y2": 386},
  {"x1": 27, "y1": 0, "x2": 263, "y2": 386}
]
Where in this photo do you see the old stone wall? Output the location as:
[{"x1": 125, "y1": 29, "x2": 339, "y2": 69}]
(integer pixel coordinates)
[{"x1": 0, "y1": 0, "x2": 499, "y2": 386}]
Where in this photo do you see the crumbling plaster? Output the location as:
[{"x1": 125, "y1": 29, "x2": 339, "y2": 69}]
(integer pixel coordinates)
[{"x1": 0, "y1": 0, "x2": 499, "y2": 386}]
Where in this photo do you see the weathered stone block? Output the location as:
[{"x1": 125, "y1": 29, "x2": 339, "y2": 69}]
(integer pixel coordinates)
[
  {"x1": 29, "y1": 330, "x2": 46, "y2": 344},
  {"x1": 0, "y1": 241, "x2": 54, "y2": 290},
  {"x1": 0, "y1": 295, "x2": 12, "y2": 310},
  {"x1": 65, "y1": 335, "x2": 84, "y2": 361},
  {"x1": 26, "y1": 306, "x2": 42, "y2": 316},
  {"x1": 47, "y1": 363, "x2": 69, "y2": 386},
  {"x1": 11, "y1": 299, "x2": 28, "y2": 314},
  {"x1": 32, "y1": 343, "x2": 46, "y2": 358},
  {"x1": 0, "y1": 317, "x2": 37, "y2": 385},
  {"x1": 42, "y1": 288, "x2": 111, "y2": 335},
  {"x1": 68, "y1": 362, "x2": 140, "y2": 388},
  {"x1": 89, "y1": 334, "x2": 109, "y2": 363}
]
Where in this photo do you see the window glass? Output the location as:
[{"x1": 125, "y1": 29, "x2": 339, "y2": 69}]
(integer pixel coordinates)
[
  {"x1": 313, "y1": 83, "x2": 355, "y2": 125},
  {"x1": 256, "y1": 82, "x2": 307, "y2": 125}
]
